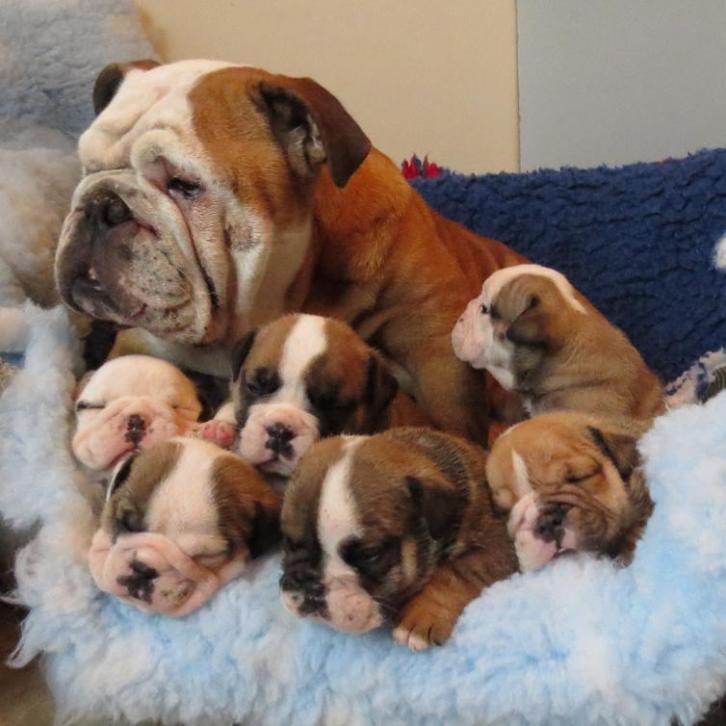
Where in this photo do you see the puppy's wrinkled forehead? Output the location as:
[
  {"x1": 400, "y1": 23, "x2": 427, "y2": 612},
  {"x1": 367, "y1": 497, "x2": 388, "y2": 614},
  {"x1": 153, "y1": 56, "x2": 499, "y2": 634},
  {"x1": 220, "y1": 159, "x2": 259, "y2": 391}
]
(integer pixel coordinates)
[
  {"x1": 104, "y1": 441, "x2": 182, "y2": 527},
  {"x1": 81, "y1": 356, "x2": 198, "y2": 406},
  {"x1": 247, "y1": 314, "x2": 370, "y2": 393},
  {"x1": 481, "y1": 264, "x2": 586, "y2": 314},
  {"x1": 79, "y1": 59, "x2": 236, "y2": 171}
]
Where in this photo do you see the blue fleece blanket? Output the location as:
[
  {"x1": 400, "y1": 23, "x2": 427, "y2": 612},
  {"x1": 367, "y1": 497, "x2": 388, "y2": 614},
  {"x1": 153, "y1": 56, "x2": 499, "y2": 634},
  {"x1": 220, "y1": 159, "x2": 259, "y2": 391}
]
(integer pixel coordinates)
[
  {"x1": 413, "y1": 150, "x2": 726, "y2": 382},
  {"x1": 2, "y1": 301, "x2": 726, "y2": 725}
]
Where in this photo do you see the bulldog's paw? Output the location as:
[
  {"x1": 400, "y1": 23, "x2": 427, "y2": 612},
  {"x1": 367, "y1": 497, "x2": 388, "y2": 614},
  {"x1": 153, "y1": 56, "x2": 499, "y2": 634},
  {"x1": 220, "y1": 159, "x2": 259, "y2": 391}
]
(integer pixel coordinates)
[
  {"x1": 392, "y1": 596, "x2": 456, "y2": 652},
  {"x1": 195, "y1": 420, "x2": 238, "y2": 449}
]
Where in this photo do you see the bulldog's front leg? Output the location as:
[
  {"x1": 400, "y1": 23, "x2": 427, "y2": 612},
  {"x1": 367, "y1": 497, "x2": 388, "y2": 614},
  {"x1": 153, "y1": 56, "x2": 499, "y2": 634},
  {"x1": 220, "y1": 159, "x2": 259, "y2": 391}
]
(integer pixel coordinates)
[
  {"x1": 391, "y1": 331, "x2": 490, "y2": 443},
  {"x1": 392, "y1": 546, "x2": 509, "y2": 651}
]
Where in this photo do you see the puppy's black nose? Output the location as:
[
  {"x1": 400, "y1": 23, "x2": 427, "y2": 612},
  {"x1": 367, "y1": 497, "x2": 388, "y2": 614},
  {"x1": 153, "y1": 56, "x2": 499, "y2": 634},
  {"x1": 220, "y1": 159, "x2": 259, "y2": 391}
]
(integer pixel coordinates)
[
  {"x1": 265, "y1": 423, "x2": 294, "y2": 456},
  {"x1": 86, "y1": 192, "x2": 133, "y2": 229},
  {"x1": 127, "y1": 414, "x2": 146, "y2": 431},
  {"x1": 116, "y1": 559, "x2": 158, "y2": 604},
  {"x1": 125, "y1": 414, "x2": 147, "y2": 446},
  {"x1": 535, "y1": 504, "x2": 569, "y2": 546}
]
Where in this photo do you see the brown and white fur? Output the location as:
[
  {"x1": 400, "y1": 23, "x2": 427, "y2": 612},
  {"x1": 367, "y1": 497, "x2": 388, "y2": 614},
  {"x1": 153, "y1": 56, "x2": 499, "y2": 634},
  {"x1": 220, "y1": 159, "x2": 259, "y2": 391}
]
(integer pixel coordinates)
[
  {"x1": 452, "y1": 264, "x2": 665, "y2": 422},
  {"x1": 72, "y1": 354, "x2": 202, "y2": 475},
  {"x1": 280, "y1": 427, "x2": 517, "y2": 650},
  {"x1": 91, "y1": 437, "x2": 280, "y2": 615},
  {"x1": 54, "y1": 59, "x2": 526, "y2": 444},
  {"x1": 486, "y1": 412, "x2": 653, "y2": 572},
  {"x1": 205, "y1": 313, "x2": 430, "y2": 477}
]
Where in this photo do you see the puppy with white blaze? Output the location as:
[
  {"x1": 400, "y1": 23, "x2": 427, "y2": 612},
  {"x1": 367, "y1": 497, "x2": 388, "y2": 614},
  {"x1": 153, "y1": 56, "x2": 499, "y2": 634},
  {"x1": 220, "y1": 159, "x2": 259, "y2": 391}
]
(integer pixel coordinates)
[
  {"x1": 280, "y1": 428, "x2": 517, "y2": 651},
  {"x1": 72, "y1": 355, "x2": 202, "y2": 477},
  {"x1": 452, "y1": 263, "x2": 664, "y2": 421},
  {"x1": 209, "y1": 313, "x2": 430, "y2": 477},
  {"x1": 90, "y1": 437, "x2": 281, "y2": 616}
]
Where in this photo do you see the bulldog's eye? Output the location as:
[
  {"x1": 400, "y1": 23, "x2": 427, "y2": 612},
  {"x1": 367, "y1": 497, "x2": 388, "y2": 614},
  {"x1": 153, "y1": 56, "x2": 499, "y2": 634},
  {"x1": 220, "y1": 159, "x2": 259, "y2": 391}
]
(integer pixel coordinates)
[
  {"x1": 308, "y1": 387, "x2": 353, "y2": 412},
  {"x1": 244, "y1": 368, "x2": 280, "y2": 398},
  {"x1": 76, "y1": 401, "x2": 104, "y2": 412},
  {"x1": 480, "y1": 304, "x2": 489, "y2": 315},
  {"x1": 167, "y1": 176, "x2": 204, "y2": 200}
]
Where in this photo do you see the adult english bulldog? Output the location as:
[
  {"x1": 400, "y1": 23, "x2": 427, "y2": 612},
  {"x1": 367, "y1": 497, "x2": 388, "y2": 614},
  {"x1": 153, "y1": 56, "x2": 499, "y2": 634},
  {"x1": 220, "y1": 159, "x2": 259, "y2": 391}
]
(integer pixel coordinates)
[{"x1": 54, "y1": 59, "x2": 526, "y2": 442}]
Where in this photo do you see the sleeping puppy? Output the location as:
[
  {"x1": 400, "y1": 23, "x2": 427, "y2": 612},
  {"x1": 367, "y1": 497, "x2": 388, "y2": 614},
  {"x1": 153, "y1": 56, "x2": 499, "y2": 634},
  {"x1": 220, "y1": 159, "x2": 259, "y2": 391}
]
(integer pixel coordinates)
[
  {"x1": 72, "y1": 354, "x2": 203, "y2": 475},
  {"x1": 89, "y1": 437, "x2": 280, "y2": 616},
  {"x1": 486, "y1": 412, "x2": 653, "y2": 572},
  {"x1": 452, "y1": 264, "x2": 664, "y2": 420},
  {"x1": 280, "y1": 427, "x2": 517, "y2": 651},
  {"x1": 219, "y1": 313, "x2": 430, "y2": 476}
]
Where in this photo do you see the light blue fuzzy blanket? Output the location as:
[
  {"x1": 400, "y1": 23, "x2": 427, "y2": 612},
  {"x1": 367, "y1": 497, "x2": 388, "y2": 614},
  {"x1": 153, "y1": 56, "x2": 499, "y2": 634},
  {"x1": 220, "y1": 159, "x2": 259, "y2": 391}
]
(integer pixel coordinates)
[{"x1": 2, "y1": 304, "x2": 726, "y2": 726}]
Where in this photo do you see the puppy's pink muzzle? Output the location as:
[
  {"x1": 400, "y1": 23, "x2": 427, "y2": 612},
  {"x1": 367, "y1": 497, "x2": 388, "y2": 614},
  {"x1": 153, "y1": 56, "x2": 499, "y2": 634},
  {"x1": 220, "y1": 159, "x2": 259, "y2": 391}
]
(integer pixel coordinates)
[
  {"x1": 452, "y1": 297, "x2": 488, "y2": 366},
  {"x1": 88, "y1": 530, "x2": 246, "y2": 617}
]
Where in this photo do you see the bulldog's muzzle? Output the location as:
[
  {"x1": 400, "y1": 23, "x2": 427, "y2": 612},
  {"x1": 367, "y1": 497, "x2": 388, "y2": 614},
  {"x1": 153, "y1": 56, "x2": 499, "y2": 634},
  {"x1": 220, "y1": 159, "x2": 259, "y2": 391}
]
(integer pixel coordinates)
[
  {"x1": 88, "y1": 529, "x2": 246, "y2": 617},
  {"x1": 55, "y1": 170, "x2": 214, "y2": 342}
]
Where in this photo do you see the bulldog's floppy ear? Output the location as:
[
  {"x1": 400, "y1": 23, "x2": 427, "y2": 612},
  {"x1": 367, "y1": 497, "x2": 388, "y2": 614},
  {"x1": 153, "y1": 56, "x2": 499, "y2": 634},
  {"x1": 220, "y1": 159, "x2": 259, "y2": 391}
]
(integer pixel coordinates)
[
  {"x1": 506, "y1": 295, "x2": 548, "y2": 348},
  {"x1": 230, "y1": 329, "x2": 257, "y2": 381},
  {"x1": 212, "y1": 457, "x2": 282, "y2": 559},
  {"x1": 93, "y1": 59, "x2": 160, "y2": 115},
  {"x1": 363, "y1": 353, "x2": 399, "y2": 425},
  {"x1": 587, "y1": 426, "x2": 640, "y2": 481},
  {"x1": 255, "y1": 76, "x2": 371, "y2": 187},
  {"x1": 406, "y1": 475, "x2": 465, "y2": 544}
]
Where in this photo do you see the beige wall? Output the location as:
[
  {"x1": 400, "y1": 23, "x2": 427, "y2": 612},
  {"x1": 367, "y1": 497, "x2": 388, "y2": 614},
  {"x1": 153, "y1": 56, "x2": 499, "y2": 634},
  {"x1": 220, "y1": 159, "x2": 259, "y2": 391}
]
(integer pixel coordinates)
[{"x1": 134, "y1": 0, "x2": 519, "y2": 174}]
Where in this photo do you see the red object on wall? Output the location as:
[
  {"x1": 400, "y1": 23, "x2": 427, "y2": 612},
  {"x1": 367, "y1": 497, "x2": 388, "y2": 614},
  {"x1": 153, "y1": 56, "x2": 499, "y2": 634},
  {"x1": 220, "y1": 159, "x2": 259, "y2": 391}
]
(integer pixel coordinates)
[{"x1": 401, "y1": 155, "x2": 443, "y2": 179}]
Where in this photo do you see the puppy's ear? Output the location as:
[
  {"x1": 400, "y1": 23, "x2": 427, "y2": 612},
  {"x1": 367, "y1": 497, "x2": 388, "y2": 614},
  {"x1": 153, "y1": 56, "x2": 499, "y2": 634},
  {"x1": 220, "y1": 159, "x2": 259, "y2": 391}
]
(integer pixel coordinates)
[
  {"x1": 93, "y1": 60, "x2": 160, "y2": 115},
  {"x1": 253, "y1": 76, "x2": 371, "y2": 187},
  {"x1": 406, "y1": 476, "x2": 465, "y2": 544},
  {"x1": 230, "y1": 330, "x2": 257, "y2": 381},
  {"x1": 587, "y1": 426, "x2": 640, "y2": 481},
  {"x1": 363, "y1": 353, "x2": 399, "y2": 426},
  {"x1": 212, "y1": 457, "x2": 281, "y2": 559},
  {"x1": 247, "y1": 496, "x2": 283, "y2": 559},
  {"x1": 505, "y1": 295, "x2": 548, "y2": 348}
]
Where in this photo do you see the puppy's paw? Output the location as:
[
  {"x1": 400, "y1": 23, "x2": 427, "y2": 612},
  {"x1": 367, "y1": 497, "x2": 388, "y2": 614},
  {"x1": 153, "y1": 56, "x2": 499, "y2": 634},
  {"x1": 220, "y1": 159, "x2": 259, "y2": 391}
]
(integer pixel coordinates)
[
  {"x1": 195, "y1": 420, "x2": 238, "y2": 449},
  {"x1": 392, "y1": 597, "x2": 456, "y2": 652}
]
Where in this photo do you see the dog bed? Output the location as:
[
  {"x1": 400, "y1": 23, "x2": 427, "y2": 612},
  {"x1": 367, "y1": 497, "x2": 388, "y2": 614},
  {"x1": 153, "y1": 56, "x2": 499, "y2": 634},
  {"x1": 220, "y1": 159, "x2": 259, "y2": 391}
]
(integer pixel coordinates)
[{"x1": 3, "y1": 147, "x2": 726, "y2": 725}]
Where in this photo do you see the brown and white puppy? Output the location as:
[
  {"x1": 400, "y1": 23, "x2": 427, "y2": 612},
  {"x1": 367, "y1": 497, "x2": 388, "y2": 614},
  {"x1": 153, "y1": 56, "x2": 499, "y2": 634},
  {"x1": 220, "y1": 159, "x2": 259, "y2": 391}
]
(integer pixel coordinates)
[
  {"x1": 72, "y1": 354, "x2": 202, "y2": 474},
  {"x1": 218, "y1": 313, "x2": 431, "y2": 477},
  {"x1": 54, "y1": 59, "x2": 527, "y2": 443},
  {"x1": 280, "y1": 428, "x2": 517, "y2": 650},
  {"x1": 486, "y1": 412, "x2": 653, "y2": 572},
  {"x1": 89, "y1": 437, "x2": 280, "y2": 616},
  {"x1": 452, "y1": 264, "x2": 665, "y2": 421}
]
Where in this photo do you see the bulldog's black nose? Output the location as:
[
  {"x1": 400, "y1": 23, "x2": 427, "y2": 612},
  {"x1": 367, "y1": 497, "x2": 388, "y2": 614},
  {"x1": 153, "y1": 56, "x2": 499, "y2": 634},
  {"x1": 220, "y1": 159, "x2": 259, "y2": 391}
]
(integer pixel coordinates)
[
  {"x1": 117, "y1": 559, "x2": 158, "y2": 604},
  {"x1": 86, "y1": 192, "x2": 133, "y2": 229},
  {"x1": 535, "y1": 504, "x2": 569, "y2": 545},
  {"x1": 125, "y1": 414, "x2": 147, "y2": 446},
  {"x1": 265, "y1": 423, "x2": 294, "y2": 457}
]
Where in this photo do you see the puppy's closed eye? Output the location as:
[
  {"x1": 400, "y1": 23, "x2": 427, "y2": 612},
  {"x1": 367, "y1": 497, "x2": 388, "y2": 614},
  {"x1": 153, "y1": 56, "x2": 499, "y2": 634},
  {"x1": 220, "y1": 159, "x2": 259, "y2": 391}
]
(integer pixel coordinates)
[{"x1": 76, "y1": 401, "x2": 105, "y2": 412}]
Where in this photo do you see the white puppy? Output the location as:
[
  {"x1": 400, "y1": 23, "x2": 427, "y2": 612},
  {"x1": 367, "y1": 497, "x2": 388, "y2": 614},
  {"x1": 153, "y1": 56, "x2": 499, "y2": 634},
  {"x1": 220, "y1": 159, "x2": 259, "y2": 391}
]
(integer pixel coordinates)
[{"x1": 72, "y1": 355, "x2": 202, "y2": 475}]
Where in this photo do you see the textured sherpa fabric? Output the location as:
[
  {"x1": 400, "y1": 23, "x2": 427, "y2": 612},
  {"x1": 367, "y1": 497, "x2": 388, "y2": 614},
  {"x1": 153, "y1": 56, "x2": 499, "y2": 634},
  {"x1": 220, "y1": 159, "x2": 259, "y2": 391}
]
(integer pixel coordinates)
[
  {"x1": 412, "y1": 149, "x2": 726, "y2": 382},
  {"x1": 0, "y1": 0, "x2": 154, "y2": 307},
  {"x1": 3, "y1": 306, "x2": 726, "y2": 726},
  {"x1": 0, "y1": 0, "x2": 154, "y2": 138}
]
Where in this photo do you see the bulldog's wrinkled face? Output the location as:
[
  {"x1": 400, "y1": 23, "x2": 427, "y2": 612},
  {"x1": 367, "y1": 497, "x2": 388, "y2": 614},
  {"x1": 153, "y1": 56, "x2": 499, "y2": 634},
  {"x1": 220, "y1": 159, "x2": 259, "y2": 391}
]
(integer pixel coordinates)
[
  {"x1": 72, "y1": 354, "x2": 202, "y2": 471},
  {"x1": 280, "y1": 435, "x2": 449, "y2": 634},
  {"x1": 486, "y1": 413, "x2": 652, "y2": 571},
  {"x1": 91, "y1": 438, "x2": 280, "y2": 615},
  {"x1": 231, "y1": 314, "x2": 398, "y2": 476},
  {"x1": 55, "y1": 60, "x2": 370, "y2": 344},
  {"x1": 451, "y1": 264, "x2": 587, "y2": 391}
]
